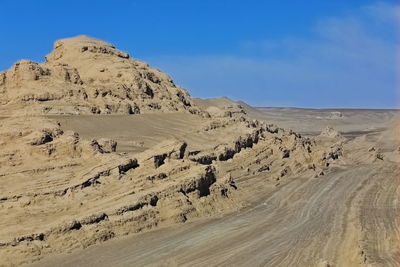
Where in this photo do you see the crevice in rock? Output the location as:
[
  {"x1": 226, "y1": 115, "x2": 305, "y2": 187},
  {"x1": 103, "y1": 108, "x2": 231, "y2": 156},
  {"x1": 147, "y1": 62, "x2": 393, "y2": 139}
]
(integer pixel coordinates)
[
  {"x1": 154, "y1": 154, "x2": 167, "y2": 168},
  {"x1": 118, "y1": 159, "x2": 139, "y2": 173},
  {"x1": 180, "y1": 166, "x2": 216, "y2": 197}
]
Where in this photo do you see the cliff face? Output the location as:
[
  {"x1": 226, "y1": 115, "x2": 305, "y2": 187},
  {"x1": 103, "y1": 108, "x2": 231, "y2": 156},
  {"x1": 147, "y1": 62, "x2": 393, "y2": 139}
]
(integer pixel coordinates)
[{"x1": 0, "y1": 35, "x2": 199, "y2": 115}]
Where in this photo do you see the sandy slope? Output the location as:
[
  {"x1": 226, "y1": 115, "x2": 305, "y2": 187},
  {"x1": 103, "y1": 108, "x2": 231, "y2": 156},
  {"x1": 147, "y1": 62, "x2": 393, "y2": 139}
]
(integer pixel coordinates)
[
  {"x1": 51, "y1": 113, "x2": 202, "y2": 153},
  {"x1": 1, "y1": 110, "x2": 335, "y2": 266},
  {"x1": 29, "y1": 109, "x2": 400, "y2": 267},
  {"x1": 32, "y1": 167, "x2": 388, "y2": 266}
]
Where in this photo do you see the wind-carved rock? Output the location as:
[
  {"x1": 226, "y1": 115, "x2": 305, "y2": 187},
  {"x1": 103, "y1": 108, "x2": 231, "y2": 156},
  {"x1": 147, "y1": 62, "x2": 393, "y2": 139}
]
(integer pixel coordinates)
[{"x1": 0, "y1": 35, "x2": 202, "y2": 115}]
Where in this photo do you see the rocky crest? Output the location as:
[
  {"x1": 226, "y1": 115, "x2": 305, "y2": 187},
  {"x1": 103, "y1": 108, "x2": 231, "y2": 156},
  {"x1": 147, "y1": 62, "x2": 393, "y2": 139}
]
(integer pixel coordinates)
[{"x1": 0, "y1": 35, "x2": 200, "y2": 115}]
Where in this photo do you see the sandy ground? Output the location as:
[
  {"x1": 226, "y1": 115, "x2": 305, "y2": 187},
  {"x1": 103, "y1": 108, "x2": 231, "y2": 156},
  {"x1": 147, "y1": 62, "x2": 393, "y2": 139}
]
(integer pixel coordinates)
[
  {"x1": 50, "y1": 113, "x2": 202, "y2": 153},
  {"x1": 27, "y1": 107, "x2": 400, "y2": 267}
]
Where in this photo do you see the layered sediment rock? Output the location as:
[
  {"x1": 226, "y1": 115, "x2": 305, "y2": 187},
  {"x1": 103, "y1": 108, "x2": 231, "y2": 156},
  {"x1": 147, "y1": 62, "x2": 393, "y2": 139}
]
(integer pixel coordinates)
[{"x1": 0, "y1": 36, "x2": 201, "y2": 115}]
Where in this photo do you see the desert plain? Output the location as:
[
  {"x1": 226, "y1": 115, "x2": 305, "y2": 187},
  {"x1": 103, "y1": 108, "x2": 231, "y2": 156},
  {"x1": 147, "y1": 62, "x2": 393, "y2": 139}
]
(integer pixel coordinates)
[{"x1": 0, "y1": 36, "x2": 399, "y2": 267}]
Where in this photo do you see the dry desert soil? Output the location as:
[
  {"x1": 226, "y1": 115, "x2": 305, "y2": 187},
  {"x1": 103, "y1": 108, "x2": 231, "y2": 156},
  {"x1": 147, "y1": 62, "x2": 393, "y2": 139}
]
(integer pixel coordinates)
[{"x1": 0, "y1": 36, "x2": 399, "y2": 267}]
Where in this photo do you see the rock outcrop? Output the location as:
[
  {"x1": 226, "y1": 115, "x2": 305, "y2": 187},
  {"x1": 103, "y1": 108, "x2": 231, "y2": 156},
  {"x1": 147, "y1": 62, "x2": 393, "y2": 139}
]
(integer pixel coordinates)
[
  {"x1": 0, "y1": 35, "x2": 201, "y2": 115},
  {"x1": 320, "y1": 126, "x2": 342, "y2": 138}
]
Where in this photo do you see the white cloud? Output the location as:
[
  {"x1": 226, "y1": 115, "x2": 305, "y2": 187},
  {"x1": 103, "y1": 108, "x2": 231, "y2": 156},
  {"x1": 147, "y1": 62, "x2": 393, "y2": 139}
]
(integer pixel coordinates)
[
  {"x1": 363, "y1": 1, "x2": 400, "y2": 23},
  {"x1": 146, "y1": 2, "x2": 399, "y2": 108}
]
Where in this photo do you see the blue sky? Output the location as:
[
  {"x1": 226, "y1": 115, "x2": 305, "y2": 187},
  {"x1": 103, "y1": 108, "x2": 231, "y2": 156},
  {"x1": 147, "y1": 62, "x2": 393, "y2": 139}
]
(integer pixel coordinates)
[{"x1": 0, "y1": 0, "x2": 398, "y2": 108}]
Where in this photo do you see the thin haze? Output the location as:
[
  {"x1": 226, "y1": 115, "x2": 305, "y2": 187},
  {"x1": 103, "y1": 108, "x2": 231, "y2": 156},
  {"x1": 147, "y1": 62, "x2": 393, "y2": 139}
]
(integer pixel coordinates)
[{"x1": 0, "y1": 0, "x2": 398, "y2": 108}]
